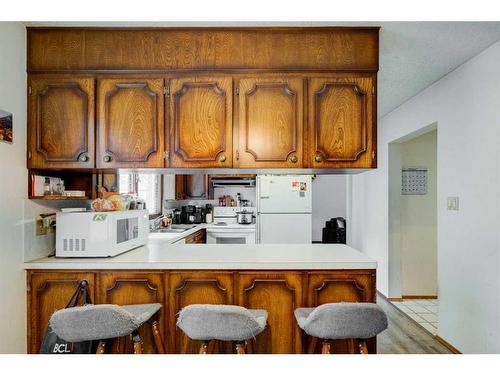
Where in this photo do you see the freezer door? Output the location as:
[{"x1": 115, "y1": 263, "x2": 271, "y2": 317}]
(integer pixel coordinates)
[
  {"x1": 257, "y1": 175, "x2": 312, "y2": 213},
  {"x1": 258, "y1": 213, "x2": 312, "y2": 244}
]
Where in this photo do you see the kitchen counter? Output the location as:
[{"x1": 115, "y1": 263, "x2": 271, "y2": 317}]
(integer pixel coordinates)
[
  {"x1": 24, "y1": 242, "x2": 376, "y2": 270},
  {"x1": 26, "y1": 242, "x2": 377, "y2": 354},
  {"x1": 148, "y1": 223, "x2": 208, "y2": 243}
]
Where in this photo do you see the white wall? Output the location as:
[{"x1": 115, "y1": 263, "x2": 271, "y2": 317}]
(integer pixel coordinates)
[
  {"x1": 312, "y1": 176, "x2": 347, "y2": 242},
  {"x1": 352, "y1": 41, "x2": 500, "y2": 353},
  {"x1": 0, "y1": 22, "x2": 27, "y2": 353},
  {"x1": 400, "y1": 130, "x2": 437, "y2": 296}
]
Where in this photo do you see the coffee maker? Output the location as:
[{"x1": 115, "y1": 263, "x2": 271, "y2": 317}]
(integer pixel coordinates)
[{"x1": 322, "y1": 217, "x2": 346, "y2": 244}]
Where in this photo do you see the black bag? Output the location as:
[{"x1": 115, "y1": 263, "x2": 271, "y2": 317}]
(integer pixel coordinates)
[{"x1": 39, "y1": 280, "x2": 96, "y2": 354}]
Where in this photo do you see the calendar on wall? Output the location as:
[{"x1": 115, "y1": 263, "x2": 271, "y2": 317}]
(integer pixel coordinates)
[{"x1": 402, "y1": 168, "x2": 428, "y2": 195}]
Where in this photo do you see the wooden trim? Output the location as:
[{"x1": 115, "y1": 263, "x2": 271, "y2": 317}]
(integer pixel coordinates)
[
  {"x1": 401, "y1": 295, "x2": 438, "y2": 300},
  {"x1": 435, "y1": 336, "x2": 461, "y2": 354},
  {"x1": 387, "y1": 297, "x2": 404, "y2": 302}
]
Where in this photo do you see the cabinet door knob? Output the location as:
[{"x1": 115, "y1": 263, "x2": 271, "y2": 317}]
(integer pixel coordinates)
[
  {"x1": 78, "y1": 153, "x2": 89, "y2": 162},
  {"x1": 290, "y1": 155, "x2": 298, "y2": 163},
  {"x1": 103, "y1": 155, "x2": 112, "y2": 163},
  {"x1": 315, "y1": 154, "x2": 322, "y2": 163},
  {"x1": 219, "y1": 155, "x2": 226, "y2": 163}
]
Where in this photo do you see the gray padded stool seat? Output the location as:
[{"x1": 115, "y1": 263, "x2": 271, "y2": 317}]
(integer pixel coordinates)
[
  {"x1": 49, "y1": 303, "x2": 165, "y2": 354},
  {"x1": 294, "y1": 303, "x2": 388, "y2": 354},
  {"x1": 176, "y1": 304, "x2": 268, "y2": 354}
]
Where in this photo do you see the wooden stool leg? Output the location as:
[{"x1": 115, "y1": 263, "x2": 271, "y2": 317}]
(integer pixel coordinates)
[
  {"x1": 235, "y1": 342, "x2": 246, "y2": 354},
  {"x1": 96, "y1": 341, "x2": 106, "y2": 354},
  {"x1": 348, "y1": 339, "x2": 356, "y2": 354},
  {"x1": 359, "y1": 340, "x2": 368, "y2": 354},
  {"x1": 246, "y1": 339, "x2": 255, "y2": 354},
  {"x1": 132, "y1": 331, "x2": 143, "y2": 354},
  {"x1": 307, "y1": 337, "x2": 318, "y2": 354},
  {"x1": 150, "y1": 321, "x2": 165, "y2": 354},
  {"x1": 207, "y1": 340, "x2": 216, "y2": 354},
  {"x1": 199, "y1": 341, "x2": 209, "y2": 354},
  {"x1": 321, "y1": 340, "x2": 331, "y2": 354}
]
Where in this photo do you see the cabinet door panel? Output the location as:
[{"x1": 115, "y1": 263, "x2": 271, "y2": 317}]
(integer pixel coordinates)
[
  {"x1": 97, "y1": 272, "x2": 165, "y2": 354},
  {"x1": 28, "y1": 77, "x2": 95, "y2": 169},
  {"x1": 168, "y1": 272, "x2": 234, "y2": 353},
  {"x1": 28, "y1": 272, "x2": 96, "y2": 354},
  {"x1": 236, "y1": 272, "x2": 303, "y2": 354},
  {"x1": 97, "y1": 78, "x2": 165, "y2": 168},
  {"x1": 170, "y1": 77, "x2": 232, "y2": 168},
  {"x1": 175, "y1": 174, "x2": 208, "y2": 200},
  {"x1": 237, "y1": 77, "x2": 304, "y2": 168},
  {"x1": 304, "y1": 271, "x2": 376, "y2": 353},
  {"x1": 309, "y1": 75, "x2": 375, "y2": 168}
]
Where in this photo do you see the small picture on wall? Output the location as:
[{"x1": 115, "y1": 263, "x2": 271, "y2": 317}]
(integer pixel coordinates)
[{"x1": 0, "y1": 109, "x2": 13, "y2": 144}]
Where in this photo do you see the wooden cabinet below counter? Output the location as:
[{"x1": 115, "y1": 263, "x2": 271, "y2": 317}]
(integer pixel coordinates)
[{"x1": 26, "y1": 269, "x2": 375, "y2": 354}]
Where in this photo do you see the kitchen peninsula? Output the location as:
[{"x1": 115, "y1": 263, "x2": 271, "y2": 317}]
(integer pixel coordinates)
[{"x1": 25, "y1": 242, "x2": 376, "y2": 354}]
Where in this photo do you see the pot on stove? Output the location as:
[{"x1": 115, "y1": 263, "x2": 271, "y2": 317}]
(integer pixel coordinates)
[{"x1": 236, "y1": 210, "x2": 253, "y2": 225}]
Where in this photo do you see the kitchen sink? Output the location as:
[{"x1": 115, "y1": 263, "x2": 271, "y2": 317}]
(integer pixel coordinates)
[
  {"x1": 154, "y1": 228, "x2": 188, "y2": 233},
  {"x1": 152, "y1": 224, "x2": 197, "y2": 234}
]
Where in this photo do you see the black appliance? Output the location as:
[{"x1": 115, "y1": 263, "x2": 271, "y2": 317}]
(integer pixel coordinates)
[
  {"x1": 186, "y1": 205, "x2": 196, "y2": 224},
  {"x1": 322, "y1": 217, "x2": 346, "y2": 244},
  {"x1": 172, "y1": 209, "x2": 181, "y2": 224}
]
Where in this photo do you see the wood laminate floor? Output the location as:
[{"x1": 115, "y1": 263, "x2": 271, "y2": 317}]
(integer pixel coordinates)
[{"x1": 377, "y1": 294, "x2": 451, "y2": 354}]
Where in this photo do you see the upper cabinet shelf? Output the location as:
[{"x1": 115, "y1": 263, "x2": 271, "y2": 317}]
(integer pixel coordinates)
[{"x1": 26, "y1": 27, "x2": 379, "y2": 171}]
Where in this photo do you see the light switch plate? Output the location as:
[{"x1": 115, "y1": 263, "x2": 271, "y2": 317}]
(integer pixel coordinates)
[{"x1": 447, "y1": 197, "x2": 459, "y2": 211}]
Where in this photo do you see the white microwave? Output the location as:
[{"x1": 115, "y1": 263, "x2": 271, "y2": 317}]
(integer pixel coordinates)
[{"x1": 56, "y1": 210, "x2": 149, "y2": 257}]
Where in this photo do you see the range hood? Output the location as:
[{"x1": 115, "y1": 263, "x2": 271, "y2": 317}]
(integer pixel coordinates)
[{"x1": 210, "y1": 176, "x2": 256, "y2": 188}]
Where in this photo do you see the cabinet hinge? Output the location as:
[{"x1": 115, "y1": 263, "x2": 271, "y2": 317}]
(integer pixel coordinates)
[
  {"x1": 236, "y1": 88, "x2": 239, "y2": 96},
  {"x1": 164, "y1": 151, "x2": 170, "y2": 160},
  {"x1": 372, "y1": 150, "x2": 376, "y2": 160},
  {"x1": 372, "y1": 86, "x2": 375, "y2": 96},
  {"x1": 28, "y1": 86, "x2": 32, "y2": 95},
  {"x1": 163, "y1": 86, "x2": 169, "y2": 96},
  {"x1": 236, "y1": 150, "x2": 240, "y2": 160},
  {"x1": 28, "y1": 150, "x2": 32, "y2": 160}
]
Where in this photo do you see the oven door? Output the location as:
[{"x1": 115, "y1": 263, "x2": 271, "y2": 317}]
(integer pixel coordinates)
[{"x1": 206, "y1": 230, "x2": 256, "y2": 244}]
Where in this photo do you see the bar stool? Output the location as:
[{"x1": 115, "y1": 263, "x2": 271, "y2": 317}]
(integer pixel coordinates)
[
  {"x1": 294, "y1": 303, "x2": 388, "y2": 354},
  {"x1": 176, "y1": 304, "x2": 268, "y2": 354},
  {"x1": 49, "y1": 303, "x2": 166, "y2": 354}
]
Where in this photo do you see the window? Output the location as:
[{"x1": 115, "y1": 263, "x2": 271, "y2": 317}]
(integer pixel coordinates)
[{"x1": 118, "y1": 174, "x2": 162, "y2": 215}]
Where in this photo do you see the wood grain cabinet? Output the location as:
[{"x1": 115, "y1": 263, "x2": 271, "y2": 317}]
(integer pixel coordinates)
[
  {"x1": 28, "y1": 77, "x2": 95, "y2": 169},
  {"x1": 236, "y1": 272, "x2": 303, "y2": 354},
  {"x1": 236, "y1": 77, "x2": 304, "y2": 168},
  {"x1": 97, "y1": 272, "x2": 165, "y2": 354},
  {"x1": 168, "y1": 272, "x2": 234, "y2": 353},
  {"x1": 27, "y1": 271, "x2": 96, "y2": 354},
  {"x1": 308, "y1": 75, "x2": 376, "y2": 169},
  {"x1": 175, "y1": 174, "x2": 209, "y2": 200},
  {"x1": 169, "y1": 77, "x2": 233, "y2": 168},
  {"x1": 97, "y1": 78, "x2": 166, "y2": 168},
  {"x1": 303, "y1": 270, "x2": 376, "y2": 353}
]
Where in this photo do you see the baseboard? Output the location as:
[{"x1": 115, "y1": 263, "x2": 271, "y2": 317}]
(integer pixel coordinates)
[
  {"x1": 387, "y1": 297, "x2": 404, "y2": 302},
  {"x1": 435, "y1": 336, "x2": 461, "y2": 354},
  {"x1": 401, "y1": 295, "x2": 438, "y2": 300}
]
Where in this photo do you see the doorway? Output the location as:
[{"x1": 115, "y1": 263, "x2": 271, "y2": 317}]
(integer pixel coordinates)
[{"x1": 388, "y1": 124, "x2": 438, "y2": 336}]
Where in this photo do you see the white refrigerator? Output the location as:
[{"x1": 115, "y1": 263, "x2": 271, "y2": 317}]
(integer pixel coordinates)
[{"x1": 256, "y1": 175, "x2": 312, "y2": 244}]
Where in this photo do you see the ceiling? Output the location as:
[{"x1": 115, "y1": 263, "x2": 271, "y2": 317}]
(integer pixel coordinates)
[{"x1": 25, "y1": 21, "x2": 500, "y2": 118}]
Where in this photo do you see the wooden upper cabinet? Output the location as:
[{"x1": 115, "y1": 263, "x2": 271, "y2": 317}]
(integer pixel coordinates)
[
  {"x1": 175, "y1": 174, "x2": 209, "y2": 200},
  {"x1": 28, "y1": 77, "x2": 95, "y2": 169},
  {"x1": 97, "y1": 78, "x2": 165, "y2": 168},
  {"x1": 169, "y1": 77, "x2": 232, "y2": 168},
  {"x1": 236, "y1": 77, "x2": 304, "y2": 168},
  {"x1": 309, "y1": 75, "x2": 376, "y2": 168}
]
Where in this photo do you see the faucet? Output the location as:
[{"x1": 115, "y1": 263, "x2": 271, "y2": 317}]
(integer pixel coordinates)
[{"x1": 149, "y1": 215, "x2": 165, "y2": 232}]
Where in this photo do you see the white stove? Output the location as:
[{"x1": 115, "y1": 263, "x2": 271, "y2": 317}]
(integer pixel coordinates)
[{"x1": 206, "y1": 207, "x2": 256, "y2": 244}]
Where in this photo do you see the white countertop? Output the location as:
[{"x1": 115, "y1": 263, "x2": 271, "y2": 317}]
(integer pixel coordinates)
[{"x1": 24, "y1": 237, "x2": 376, "y2": 270}]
